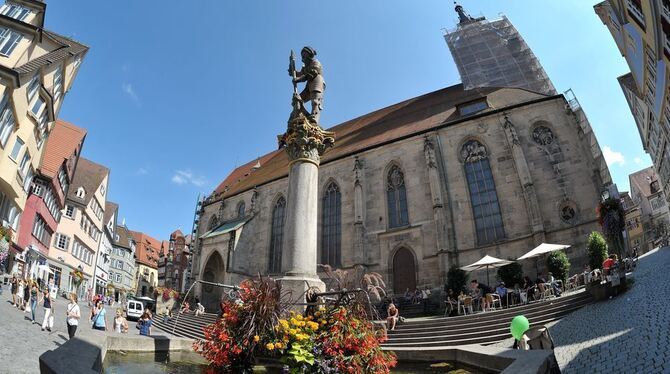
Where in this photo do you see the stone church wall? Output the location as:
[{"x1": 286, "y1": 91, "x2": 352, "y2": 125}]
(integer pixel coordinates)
[{"x1": 194, "y1": 95, "x2": 605, "y2": 298}]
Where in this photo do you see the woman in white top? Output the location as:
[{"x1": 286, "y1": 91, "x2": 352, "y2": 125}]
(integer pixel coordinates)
[
  {"x1": 114, "y1": 308, "x2": 128, "y2": 333},
  {"x1": 66, "y1": 293, "x2": 81, "y2": 339}
]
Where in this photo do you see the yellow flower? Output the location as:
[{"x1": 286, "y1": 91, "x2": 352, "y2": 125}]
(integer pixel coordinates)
[
  {"x1": 266, "y1": 343, "x2": 275, "y2": 351},
  {"x1": 289, "y1": 328, "x2": 297, "y2": 336},
  {"x1": 223, "y1": 313, "x2": 228, "y2": 318},
  {"x1": 253, "y1": 335, "x2": 260, "y2": 342},
  {"x1": 274, "y1": 342, "x2": 283, "y2": 349},
  {"x1": 296, "y1": 314, "x2": 303, "y2": 321}
]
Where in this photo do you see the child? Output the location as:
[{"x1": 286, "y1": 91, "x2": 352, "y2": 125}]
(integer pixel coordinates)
[
  {"x1": 137, "y1": 311, "x2": 152, "y2": 336},
  {"x1": 114, "y1": 308, "x2": 128, "y2": 333}
]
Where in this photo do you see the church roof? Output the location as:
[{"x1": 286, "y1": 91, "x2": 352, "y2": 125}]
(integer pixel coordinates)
[
  {"x1": 66, "y1": 158, "x2": 109, "y2": 206},
  {"x1": 212, "y1": 84, "x2": 549, "y2": 201}
]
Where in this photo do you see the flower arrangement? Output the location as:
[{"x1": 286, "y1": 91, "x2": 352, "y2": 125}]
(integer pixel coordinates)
[
  {"x1": 70, "y1": 270, "x2": 84, "y2": 287},
  {"x1": 155, "y1": 287, "x2": 180, "y2": 302},
  {"x1": 193, "y1": 277, "x2": 396, "y2": 373}
]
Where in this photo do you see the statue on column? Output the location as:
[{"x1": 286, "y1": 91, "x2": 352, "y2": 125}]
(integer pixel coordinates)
[
  {"x1": 278, "y1": 46, "x2": 335, "y2": 162},
  {"x1": 289, "y1": 46, "x2": 325, "y2": 123}
]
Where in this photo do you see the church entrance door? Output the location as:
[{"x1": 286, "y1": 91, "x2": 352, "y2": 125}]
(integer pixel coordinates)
[
  {"x1": 202, "y1": 251, "x2": 225, "y2": 312},
  {"x1": 392, "y1": 247, "x2": 416, "y2": 295}
]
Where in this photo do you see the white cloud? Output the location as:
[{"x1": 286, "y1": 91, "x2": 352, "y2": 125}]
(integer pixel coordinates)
[
  {"x1": 135, "y1": 167, "x2": 148, "y2": 176},
  {"x1": 122, "y1": 82, "x2": 140, "y2": 105},
  {"x1": 171, "y1": 169, "x2": 206, "y2": 187},
  {"x1": 602, "y1": 146, "x2": 625, "y2": 167},
  {"x1": 634, "y1": 157, "x2": 642, "y2": 165}
]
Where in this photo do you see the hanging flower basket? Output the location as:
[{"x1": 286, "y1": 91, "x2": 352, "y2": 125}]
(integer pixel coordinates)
[{"x1": 71, "y1": 270, "x2": 84, "y2": 287}]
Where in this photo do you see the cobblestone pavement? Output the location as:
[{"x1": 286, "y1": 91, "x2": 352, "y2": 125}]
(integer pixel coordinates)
[
  {"x1": 0, "y1": 291, "x2": 144, "y2": 374},
  {"x1": 491, "y1": 247, "x2": 670, "y2": 373}
]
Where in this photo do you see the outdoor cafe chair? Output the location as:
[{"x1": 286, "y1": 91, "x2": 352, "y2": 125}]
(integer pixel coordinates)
[
  {"x1": 459, "y1": 296, "x2": 474, "y2": 315},
  {"x1": 487, "y1": 293, "x2": 502, "y2": 310}
]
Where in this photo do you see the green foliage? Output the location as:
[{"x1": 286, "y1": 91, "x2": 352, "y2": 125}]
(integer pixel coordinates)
[
  {"x1": 0, "y1": 226, "x2": 11, "y2": 243},
  {"x1": 546, "y1": 251, "x2": 570, "y2": 282},
  {"x1": 497, "y1": 262, "x2": 524, "y2": 287},
  {"x1": 284, "y1": 342, "x2": 315, "y2": 370},
  {"x1": 446, "y1": 265, "x2": 468, "y2": 294},
  {"x1": 587, "y1": 231, "x2": 608, "y2": 271}
]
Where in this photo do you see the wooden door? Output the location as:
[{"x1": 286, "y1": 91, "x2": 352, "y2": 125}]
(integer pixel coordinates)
[{"x1": 393, "y1": 247, "x2": 416, "y2": 295}]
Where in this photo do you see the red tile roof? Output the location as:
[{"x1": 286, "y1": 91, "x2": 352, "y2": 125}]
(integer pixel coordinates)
[
  {"x1": 212, "y1": 84, "x2": 545, "y2": 200},
  {"x1": 39, "y1": 119, "x2": 86, "y2": 179},
  {"x1": 130, "y1": 230, "x2": 161, "y2": 269},
  {"x1": 629, "y1": 167, "x2": 660, "y2": 198}
]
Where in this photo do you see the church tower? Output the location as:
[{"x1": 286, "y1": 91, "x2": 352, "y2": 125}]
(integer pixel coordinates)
[{"x1": 444, "y1": 2, "x2": 556, "y2": 95}]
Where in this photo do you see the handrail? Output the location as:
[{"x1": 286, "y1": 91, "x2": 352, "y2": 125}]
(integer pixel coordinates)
[{"x1": 172, "y1": 279, "x2": 240, "y2": 336}]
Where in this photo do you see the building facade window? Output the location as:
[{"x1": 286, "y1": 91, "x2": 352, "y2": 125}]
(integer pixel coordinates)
[
  {"x1": 321, "y1": 182, "x2": 341, "y2": 267},
  {"x1": 53, "y1": 68, "x2": 63, "y2": 101},
  {"x1": 461, "y1": 140, "x2": 505, "y2": 245},
  {"x1": 72, "y1": 240, "x2": 93, "y2": 265},
  {"x1": 18, "y1": 150, "x2": 30, "y2": 176},
  {"x1": 57, "y1": 167, "x2": 68, "y2": 195},
  {"x1": 64, "y1": 205, "x2": 75, "y2": 219},
  {"x1": 54, "y1": 233, "x2": 70, "y2": 250},
  {"x1": 268, "y1": 196, "x2": 286, "y2": 274},
  {"x1": 0, "y1": 94, "x2": 15, "y2": 148},
  {"x1": 0, "y1": 3, "x2": 31, "y2": 21},
  {"x1": 386, "y1": 165, "x2": 409, "y2": 228},
  {"x1": 208, "y1": 215, "x2": 218, "y2": 230},
  {"x1": 0, "y1": 28, "x2": 22, "y2": 56},
  {"x1": 9, "y1": 136, "x2": 23, "y2": 160},
  {"x1": 237, "y1": 201, "x2": 245, "y2": 217},
  {"x1": 457, "y1": 99, "x2": 489, "y2": 116},
  {"x1": 22, "y1": 167, "x2": 32, "y2": 193},
  {"x1": 31, "y1": 215, "x2": 51, "y2": 245},
  {"x1": 76, "y1": 187, "x2": 85, "y2": 198}
]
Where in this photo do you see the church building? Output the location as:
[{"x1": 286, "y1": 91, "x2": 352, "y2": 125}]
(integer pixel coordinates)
[{"x1": 189, "y1": 5, "x2": 613, "y2": 309}]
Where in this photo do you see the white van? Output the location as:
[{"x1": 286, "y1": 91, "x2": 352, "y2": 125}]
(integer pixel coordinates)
[{"x1": 126, "y1": 299, "x2": 144, "y2": 320}]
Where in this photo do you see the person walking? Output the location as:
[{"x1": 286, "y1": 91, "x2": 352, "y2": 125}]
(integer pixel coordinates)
[
  {"x1": 10, "y1": 275, "x2": 17, "y2": 306},
  {"x1": 113, "y1": 308, "x2": 128, "y2": 333},
  {"x1": 22, "y1": 280, "x2": 30, "y2": 312},
  {"x1": 28, "y1": 281, "x2": 38, "y2": 323},
  {"x1": 66, "y1": 293, "x2": 80, "y2": 339},
  {"x1": 91, "y1": 301, "x2": 107, "y2": 331},
  {"x1": 16, "y1": 279, "x2": 24, "y2": 310},
  {"x1": 41, "y1": 289, "x2": 53, "y2": 332}
]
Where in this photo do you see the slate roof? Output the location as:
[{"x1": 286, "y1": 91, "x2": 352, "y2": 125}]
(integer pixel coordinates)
[
  {"x1": 38, "y1": 119, "x2": 86, "y2": 179},
  {"x1": 212, "y1": 84, "x2": 547, "y2": 200},
  {"x1": 629, "y1": 167, "x2": 661, "y2": 199},
  {"x1": 113, "y1": 224, "x2": 133, "y2": 250},
  {"x1": 66, "y1": 158, "x2": 109, "y2": 206},
  {"x1": 104, "y1": 201, "x2": 118, "y2": 226}
]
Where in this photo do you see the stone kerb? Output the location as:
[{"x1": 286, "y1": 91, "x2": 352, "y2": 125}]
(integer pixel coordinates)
[
  {"x1": 391, "y1": 345, "x2": 555, "y2": 374},
  {"x1": 39, "y1": 332, "x2": 195, "y2": 374}
]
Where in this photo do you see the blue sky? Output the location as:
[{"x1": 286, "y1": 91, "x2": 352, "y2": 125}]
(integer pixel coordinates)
[{"x1": 46, "y1": 0, "x2": 649, "y2": 240}]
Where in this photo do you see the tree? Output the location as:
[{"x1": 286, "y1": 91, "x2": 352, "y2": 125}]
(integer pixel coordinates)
[
  {"x1": 446, "y1": 265, "x2": 468, "y2": 294},
  {"x1": 546, "y1": 251, "x2": 570, "y2": 282},
  {"x1": 587, "y1": 231, "x2": 608, "y2": 271},
  {"x1": 497, "y1": 261, "x2": 524, "y2": 287},
  {"x1": 597, "y1": 198, "x2": 625, "y2": 257}
]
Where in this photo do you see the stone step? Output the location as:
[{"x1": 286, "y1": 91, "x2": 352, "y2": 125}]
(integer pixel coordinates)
[
  {"x1": 392, "y1": 290, "x2": 588, "y2": 329},
  {"x1": 382, "y1": 305, "x2": 587, "y2": 348},
  {"x1": 391, "y1": 292, "x2": 591, "y2": 332},
  {"x1": 384, "y1": 303, "x2": 588, "y2": 343}
]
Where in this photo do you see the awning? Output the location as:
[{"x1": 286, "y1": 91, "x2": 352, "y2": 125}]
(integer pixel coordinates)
[
  {"x1": 517, "y1": 243, "x2": 570, "y2": 261},
  {"x1": 201, "y1": 216, "x2": 252, "y2": 239},
  {"x1": 460, "y1": 255, "x2": 513, "y2": 272}
]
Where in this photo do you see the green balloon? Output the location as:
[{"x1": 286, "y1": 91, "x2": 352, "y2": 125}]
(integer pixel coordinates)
[{"x1": 510, "y1": 315, "x2": 530, "y2": 340}]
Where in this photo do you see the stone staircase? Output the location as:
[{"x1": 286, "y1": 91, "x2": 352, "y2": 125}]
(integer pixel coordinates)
[
  {"x1": 152, "y1": 311, "x2": 218, "y2": 340},
  {"x1": 383, "y1": 288, "x2": 593, "y2": 349}
]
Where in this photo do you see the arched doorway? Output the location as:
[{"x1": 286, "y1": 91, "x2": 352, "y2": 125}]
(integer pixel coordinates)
[
  {"x1": 201, "y1": 251, "x2": 225, "y2": 312},
  {"x1": 392, "y1": 247, "x2": 416, "y2": 295}
]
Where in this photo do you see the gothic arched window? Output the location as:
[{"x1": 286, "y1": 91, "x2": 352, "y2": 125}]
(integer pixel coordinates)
[
  {"x1": 237, "y1": 201, "x2": 245, "y2": 218},
  {"x1": 321, "y1": 182, "x2": 341, "y2": 266},
  {"x1": 387, "y1": 165, "x2": 409, "y2": 228},
  {"x1": 268, "y1": 196, "x2": 286, "y2": 274},
  {"x1": 208, "y1": 215, "x2": 218, "y2": 231},
  {"x1": 461, "y1": 140, "x2": 505, "y2": 245}
]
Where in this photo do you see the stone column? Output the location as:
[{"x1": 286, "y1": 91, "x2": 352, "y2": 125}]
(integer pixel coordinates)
[{"x1": 277, "y1": 111, "x2": 335, "y2": 307}]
